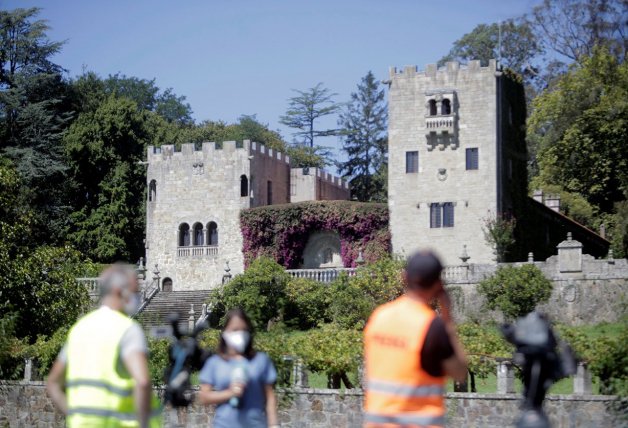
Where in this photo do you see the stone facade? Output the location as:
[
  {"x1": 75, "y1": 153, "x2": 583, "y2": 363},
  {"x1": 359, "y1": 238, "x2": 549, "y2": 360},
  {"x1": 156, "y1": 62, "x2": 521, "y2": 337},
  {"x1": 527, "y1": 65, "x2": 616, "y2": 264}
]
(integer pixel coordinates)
[
  {"x1": 290, "y1": 168, "x2": 350, "y2": 203},
  {"x1": 145, "y1": 141, "x2": 349, "y2": 291},
  {"x1": 1, "y1": 382, "x2": 623, "y2": 428},
  {"x1": 388, "y1": 60, "x2": 527, "y2": 265}
]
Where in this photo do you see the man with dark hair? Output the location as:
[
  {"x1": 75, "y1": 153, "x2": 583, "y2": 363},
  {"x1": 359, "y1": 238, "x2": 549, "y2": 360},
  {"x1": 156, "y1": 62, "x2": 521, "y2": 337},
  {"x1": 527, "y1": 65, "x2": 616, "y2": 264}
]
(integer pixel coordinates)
[
  {"x1": 363, "y1": 250, "x2": 467, "y2": 427},
  {"x1": 47, "y1": 264, "x2": 162, "y2": 427}
]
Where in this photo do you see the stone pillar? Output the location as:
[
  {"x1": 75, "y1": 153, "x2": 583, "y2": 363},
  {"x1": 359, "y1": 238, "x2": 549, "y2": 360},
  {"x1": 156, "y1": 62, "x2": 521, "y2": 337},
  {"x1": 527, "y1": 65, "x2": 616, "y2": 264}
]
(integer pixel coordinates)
[
  {"x1": 292, "y1": 360, "x2": 308, "y2": 388},
  {"x1": 557, "y1": 233, "x2": 583, "y2": 273},
  {"x1": 188, "y1": 304, "x2": 195, "y2": 332},
  {"x1": 23, "y1": 358, "x2": 33, "y2": 381},
  {"x1": 574, "y1": 362, "x2": 592, "y2": 395},
  {"x1": 496, "y1": 360, "x2": 515, "y2": 394}
]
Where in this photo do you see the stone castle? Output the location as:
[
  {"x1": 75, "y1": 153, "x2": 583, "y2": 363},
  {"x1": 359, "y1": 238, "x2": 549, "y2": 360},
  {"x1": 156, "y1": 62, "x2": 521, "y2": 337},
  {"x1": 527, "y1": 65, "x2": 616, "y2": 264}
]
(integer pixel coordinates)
[
  {"x1": 145, "y1": 140, "x2": 349, "y2": 290},
  {"x1": 145, "y1": 59, "x2": 609, "y2": 290}
]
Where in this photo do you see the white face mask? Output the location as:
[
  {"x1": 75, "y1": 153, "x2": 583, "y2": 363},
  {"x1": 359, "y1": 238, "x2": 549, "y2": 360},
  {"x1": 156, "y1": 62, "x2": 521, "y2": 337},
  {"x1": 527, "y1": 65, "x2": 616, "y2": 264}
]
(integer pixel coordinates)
[
  {"x1": 123, "y1": 292, "x2": 142, "y2": 315},
  {"x1": 222, "y1": 330, "x2": 250, "y2": 354}
]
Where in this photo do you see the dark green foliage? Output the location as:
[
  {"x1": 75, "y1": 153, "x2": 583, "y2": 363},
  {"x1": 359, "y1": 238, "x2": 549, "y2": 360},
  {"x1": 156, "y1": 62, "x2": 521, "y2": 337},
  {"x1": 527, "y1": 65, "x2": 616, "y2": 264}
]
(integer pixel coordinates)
[
  {"x1": 478, "y1": 264, "x2": 553, "y2": 320},
  {"x1": 64, "y1": 96, "x2": 150, "y2": 261},
  {"x1": 457, "y1": 323, "x2": 512, "y2": 388},
  {"x1": 338, "y1": 71, "x2": 388, "y2": 202},
  {"x1": 587, "y1": 324, "x2": 628, "y2": 396},
  {"x1": 438, "y1": 20, "x2": 540, "y2": 77},
  {"x1": 240, "y1": 200, "x2": 390, "y2": 269},
  {"x1": 208, "y1": 257, "x2": 291, "y2": 331},
  {"x1": 482, "y1": 212, "x2": 517, "y2": 262},
  {"x1": 148, "y1": 337, "x2": 171, "y2": 386},
  {"x1": 26, "y1": 326, "x2": 68, "y2": 378}
]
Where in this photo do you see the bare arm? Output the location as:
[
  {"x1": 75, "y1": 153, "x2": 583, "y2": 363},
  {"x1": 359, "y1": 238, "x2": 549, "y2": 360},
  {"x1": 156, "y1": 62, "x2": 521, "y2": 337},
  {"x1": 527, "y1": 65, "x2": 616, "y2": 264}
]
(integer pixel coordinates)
[
  {"x1": 123, "y1": 351, "x2": 151, "y2": 428},
  {"x1": 437, "y1": 285, "x2": 468, "y2": 383},
  {"x1": 46, "y1": 358, "x2": 68, "y2": 414},
  {"x1": 265, "y1": 384, "x2": 279, "y2": 426},
  {"x1": 198, "y1": 382, "x2": 244, "y2": 405}
]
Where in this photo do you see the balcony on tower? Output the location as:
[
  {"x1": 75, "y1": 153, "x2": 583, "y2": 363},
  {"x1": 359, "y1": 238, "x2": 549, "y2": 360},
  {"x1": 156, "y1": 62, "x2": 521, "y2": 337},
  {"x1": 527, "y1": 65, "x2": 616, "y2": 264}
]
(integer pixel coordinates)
[{"x1": 424, "y1": 90, "x2": 458, "y2": 150}]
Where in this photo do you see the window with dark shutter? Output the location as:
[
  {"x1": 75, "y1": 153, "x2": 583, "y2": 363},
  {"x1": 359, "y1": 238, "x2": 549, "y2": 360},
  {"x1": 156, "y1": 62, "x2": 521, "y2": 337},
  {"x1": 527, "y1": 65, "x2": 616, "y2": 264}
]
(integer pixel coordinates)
[
  {"x1": 406, "y1": 151, "x2": 418, "y2": 173},
  {"x1": 442, "y1": 203, "x2": 454, "y2": 227},
  {"x1": 430, "y1": 203, "x2": 441, "y2": 228},
  {"x1": 466, "y1": 148, "x2": 479, "y2": 170}
]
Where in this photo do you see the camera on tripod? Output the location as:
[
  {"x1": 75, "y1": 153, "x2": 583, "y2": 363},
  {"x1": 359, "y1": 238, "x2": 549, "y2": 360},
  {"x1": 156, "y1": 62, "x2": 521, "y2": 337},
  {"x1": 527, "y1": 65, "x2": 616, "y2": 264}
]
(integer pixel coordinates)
[
  {"x1": 161, "y1": 313, "x2": 212, "y2": 407},
  {"x1": 501, "y1": 311, "x2": 576, "y2": 428}
]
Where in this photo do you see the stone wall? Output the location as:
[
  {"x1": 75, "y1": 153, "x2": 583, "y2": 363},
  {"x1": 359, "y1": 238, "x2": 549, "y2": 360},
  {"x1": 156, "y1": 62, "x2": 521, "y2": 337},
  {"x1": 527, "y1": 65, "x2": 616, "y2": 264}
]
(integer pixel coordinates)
[
  {"x1": 0, "y1": 382, "x2": 623, "y2": 428},
  {"x1": 290, "y1": 168, "x2": 349, "y2": 203},
  {"x1": 443, "y1": 242, "x2": 628, "y2": 325}
]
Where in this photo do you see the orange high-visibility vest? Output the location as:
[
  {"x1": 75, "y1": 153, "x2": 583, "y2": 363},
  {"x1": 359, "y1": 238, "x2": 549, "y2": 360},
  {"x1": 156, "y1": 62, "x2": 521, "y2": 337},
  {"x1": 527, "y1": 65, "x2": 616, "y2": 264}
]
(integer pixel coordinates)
[{"x1": 363, "y1": 295, "x2": 446, "y2": 428}]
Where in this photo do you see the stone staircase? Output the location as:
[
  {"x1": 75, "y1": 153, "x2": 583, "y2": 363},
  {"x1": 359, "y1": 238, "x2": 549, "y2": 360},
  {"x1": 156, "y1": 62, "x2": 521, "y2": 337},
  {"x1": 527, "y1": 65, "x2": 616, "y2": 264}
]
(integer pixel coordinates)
[{"x1": 135, "y1": 289, "x2": 214, "y2": 331}]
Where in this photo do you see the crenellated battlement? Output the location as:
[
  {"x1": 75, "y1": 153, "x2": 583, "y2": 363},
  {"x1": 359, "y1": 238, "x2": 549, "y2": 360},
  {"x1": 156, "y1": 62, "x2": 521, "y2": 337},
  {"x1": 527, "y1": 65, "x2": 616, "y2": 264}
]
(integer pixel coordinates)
[
  {"x1": 389, "y1": 59, "x2": 497, "y2": 79},
  {"x1": 315, "y1": 168, "x2": 349, "y2": 190},
  {"x1": 146, "y1": 139, "x2": 291, "y2": 165}
]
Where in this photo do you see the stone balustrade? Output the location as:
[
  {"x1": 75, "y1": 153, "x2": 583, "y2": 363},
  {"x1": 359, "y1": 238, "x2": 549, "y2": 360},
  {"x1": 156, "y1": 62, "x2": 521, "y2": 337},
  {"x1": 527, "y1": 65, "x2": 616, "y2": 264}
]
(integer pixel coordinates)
[
  {"x1": 177, "y1": 245, "x2": 219, "y2": 257},
  {"x1": 286, "y1": 268, "x2": 356, "y2": 283},
  {"x1": 75, "y1": 277, "x2": 99, "y2": 294}
]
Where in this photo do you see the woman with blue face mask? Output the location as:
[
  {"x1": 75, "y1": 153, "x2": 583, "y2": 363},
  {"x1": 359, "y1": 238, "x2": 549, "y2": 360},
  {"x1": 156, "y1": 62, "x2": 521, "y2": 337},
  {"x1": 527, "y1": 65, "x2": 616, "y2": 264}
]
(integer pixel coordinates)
[{"x1": 198, "y1": 308, "x2": 279, "y2": 428}]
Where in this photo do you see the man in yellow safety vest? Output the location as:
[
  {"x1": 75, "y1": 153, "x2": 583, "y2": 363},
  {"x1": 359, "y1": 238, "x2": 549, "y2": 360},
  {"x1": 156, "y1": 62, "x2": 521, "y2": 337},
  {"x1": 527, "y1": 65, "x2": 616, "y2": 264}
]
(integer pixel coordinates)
[{"x1": 47, "y1": 264, "x2": 161, "y2": 427}]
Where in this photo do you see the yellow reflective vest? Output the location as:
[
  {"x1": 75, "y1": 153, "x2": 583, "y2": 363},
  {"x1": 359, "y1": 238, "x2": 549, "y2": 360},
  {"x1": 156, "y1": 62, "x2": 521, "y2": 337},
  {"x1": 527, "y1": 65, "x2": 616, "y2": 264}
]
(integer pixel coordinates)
[{"x1": 65, "y1": 307, "x2": 162, "y2": 427}]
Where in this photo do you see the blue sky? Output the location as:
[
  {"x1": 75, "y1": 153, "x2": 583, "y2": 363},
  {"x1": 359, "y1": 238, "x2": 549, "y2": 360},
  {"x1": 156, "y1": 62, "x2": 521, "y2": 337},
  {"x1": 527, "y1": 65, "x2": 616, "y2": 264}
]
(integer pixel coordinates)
[{"x1": 4, "y1": 0, "x2": 540, "y2": 158}]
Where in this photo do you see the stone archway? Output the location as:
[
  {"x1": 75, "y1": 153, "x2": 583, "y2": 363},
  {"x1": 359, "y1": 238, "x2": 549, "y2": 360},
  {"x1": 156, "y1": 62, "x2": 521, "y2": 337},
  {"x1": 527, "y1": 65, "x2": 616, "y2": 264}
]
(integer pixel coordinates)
[{"x1": 302, "y1": 231, "x2": 343, "y2": 269}]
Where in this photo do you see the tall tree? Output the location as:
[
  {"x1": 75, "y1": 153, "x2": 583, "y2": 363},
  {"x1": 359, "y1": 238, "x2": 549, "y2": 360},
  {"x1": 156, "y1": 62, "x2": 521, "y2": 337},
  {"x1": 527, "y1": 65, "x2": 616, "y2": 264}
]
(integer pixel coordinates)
[
  {"x1": 0, "y1": 8, "x2": 72, "y2": 244},
  {"x1": 438, "y1": 19, "x2": 541, "y2": 77},
  {"x1": 279, "y1": 83, "x2": 341, "y2": 148},
  {"x1": 529, "y1": 0, "x2": 627, "y2": 64},
  {"x1": 338, "y1": 72, "x2": 387, "y2": 202},
  {"x1": 64, "y1": 96, "x2": 151, "y2": 262}
]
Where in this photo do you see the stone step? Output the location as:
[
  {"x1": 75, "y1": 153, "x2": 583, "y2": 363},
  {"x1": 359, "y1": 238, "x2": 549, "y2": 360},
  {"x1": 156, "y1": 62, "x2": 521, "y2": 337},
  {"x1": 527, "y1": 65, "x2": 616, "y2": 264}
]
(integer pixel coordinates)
[{"x1": 136, "y1": 290, "x2": 214, "y2": 330}]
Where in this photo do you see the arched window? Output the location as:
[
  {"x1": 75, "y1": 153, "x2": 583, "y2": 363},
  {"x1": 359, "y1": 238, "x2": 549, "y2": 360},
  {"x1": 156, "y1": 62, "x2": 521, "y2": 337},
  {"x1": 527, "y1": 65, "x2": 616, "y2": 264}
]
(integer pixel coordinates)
[
  {"x1": 441, "y1": 99, "x2": 451, "y2": 115},
  {"x1": 207, "y1": 222, "x2": 218, "y2": 246},
  {"x1": 178, "y1": 223, "x2": 190, "y2": 246},
  {"x1": 148, "y1": 180, "x2": 157, "y2": 202},
  {"x1": 193, "y1": 222, "x2": 204, "y2": 246},
  {"x1": 240, "y1": 175, "x2": 249, "y2": 197},
  {"x1": 162, "y1": 277, "x2": 173, "y2": 292},
  {"x1": 428, "y1": 99, "x2": 437, "y2": 116}
]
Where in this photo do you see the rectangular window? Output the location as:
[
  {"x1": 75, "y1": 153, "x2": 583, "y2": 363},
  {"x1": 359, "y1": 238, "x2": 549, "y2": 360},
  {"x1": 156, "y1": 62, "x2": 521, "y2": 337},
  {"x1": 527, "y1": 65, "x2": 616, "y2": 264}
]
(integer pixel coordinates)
[
  {"x1": 406, "y1": 151, "x2": 418, "y2": 173},
  {"x1": 442, "y1": 202, "x2": 455, "y2": 227},
  {"x1": 267, "y1": 180, "x2": 273, "y2": 205},
  {"x1": 430, "y1": 202, "x2": 454, "y2": 228},
  {"x1": 430, "y1": 203, "x2": 441, "y2": 228},
  {"x1": 466, "y1": 148, "x2": 479, "y2": 170}
]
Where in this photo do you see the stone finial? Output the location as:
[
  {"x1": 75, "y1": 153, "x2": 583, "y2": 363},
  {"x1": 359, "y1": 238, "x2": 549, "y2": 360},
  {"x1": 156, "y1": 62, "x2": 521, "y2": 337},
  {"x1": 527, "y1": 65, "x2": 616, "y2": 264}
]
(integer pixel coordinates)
[
  {"x1": 152, "y1": 264, "x2": 160, "y2": 281},
  {"x1": 528, "y1": 252, "x2": 534, "y2": 263},
  {"x1": 222, "y1": 261, "x2": 232, "y2": 285},
  {"x1": 355, "y1": 250, "x2": 365, "y2": 266},
  {"x1": 607, "y1": 249, "x2": 615, "y2": 264},
  {"x1": 459, "y1": 245, "x2": 470, "y2": 265}
]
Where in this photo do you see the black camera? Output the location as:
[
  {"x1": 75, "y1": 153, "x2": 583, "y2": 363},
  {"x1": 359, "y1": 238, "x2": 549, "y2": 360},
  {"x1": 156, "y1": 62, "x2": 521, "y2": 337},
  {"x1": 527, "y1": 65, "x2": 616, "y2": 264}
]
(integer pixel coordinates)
[
  {"x1": 162, "y1": 313, "x2": 212, "y2": 407},
  {"x1": 502, "y1": 312, "x2": 576, "y2": 428}
]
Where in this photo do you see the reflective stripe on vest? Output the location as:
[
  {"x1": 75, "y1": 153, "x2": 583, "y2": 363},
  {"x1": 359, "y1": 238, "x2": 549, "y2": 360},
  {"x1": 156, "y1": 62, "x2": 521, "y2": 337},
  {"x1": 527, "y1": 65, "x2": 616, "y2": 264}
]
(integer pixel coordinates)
[
  {"x1": 364, "y1": 412, "x2": 446, "y2": 427},
  {"x1": 367, "y1": 380, "x2": 445, "y2": 397},
  {"x1": 65, "y1": 307, "x2": 162, "y2": 427},
  {"x1": 66, "y1": 379, "x2": 133, "y2": 397},
  {"x1": 363, "y1": 296, "x2": 446, "y2": 425}
]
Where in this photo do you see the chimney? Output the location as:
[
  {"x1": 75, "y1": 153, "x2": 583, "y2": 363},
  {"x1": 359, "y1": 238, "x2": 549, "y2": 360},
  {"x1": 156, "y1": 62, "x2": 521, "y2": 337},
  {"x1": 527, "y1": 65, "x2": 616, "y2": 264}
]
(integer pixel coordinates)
[
  {"x1": 544, "y1": 194, "x2": 560, "y2": 212},
  {"x1": 532, "y1": 189, "x2": 543, "y2": 203}
]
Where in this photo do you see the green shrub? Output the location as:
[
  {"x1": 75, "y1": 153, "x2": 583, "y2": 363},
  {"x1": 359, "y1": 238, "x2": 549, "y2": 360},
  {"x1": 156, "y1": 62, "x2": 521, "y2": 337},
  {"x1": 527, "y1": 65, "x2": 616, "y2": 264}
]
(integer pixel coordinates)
[
  {"x1": 284, "y1": 277, "x2": 330, "y2": 329},
  {"x1": 147, "y1": 337, "x2": 170, "y2": 386},
  {"x1": 457, "y1": 323, "x2": 512, "y2": 386},
  {"x1": 588, "y1": 328, "x2": 628, "y2": 396},
  {"x1": 478, "y1": 264, "x2": 553, "y2": 320},
  {"x1": 208, "y1": 257, "x2": 290, "y2": 331}
]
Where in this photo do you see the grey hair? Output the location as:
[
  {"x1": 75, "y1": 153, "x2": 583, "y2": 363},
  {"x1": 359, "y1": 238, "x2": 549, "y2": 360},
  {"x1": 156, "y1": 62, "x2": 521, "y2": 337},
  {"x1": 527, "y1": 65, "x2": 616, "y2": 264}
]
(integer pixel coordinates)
[{"x1": 99, "y1": 264, "x2": 137, "y2": 297}]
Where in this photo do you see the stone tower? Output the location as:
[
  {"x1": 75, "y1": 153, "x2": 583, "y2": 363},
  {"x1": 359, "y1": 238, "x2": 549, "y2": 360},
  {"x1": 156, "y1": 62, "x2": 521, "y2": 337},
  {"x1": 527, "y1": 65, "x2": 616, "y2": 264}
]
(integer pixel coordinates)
[
  {"x1": 387, "y1": 60, "x2": 527, "y2": 264},
  {"x1": 145, "y1": 140, "x2": 350, "y2": 291},
  {"x1": 145, "y1": 140, "x2": 291, "y2": 290}
]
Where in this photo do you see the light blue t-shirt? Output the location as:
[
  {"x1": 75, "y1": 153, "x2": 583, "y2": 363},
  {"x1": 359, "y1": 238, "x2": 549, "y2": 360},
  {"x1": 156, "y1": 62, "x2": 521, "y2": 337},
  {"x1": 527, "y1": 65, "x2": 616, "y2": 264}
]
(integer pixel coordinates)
[{"x1": 199, "y1": 352, "x2": 277, "y2": 428}]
